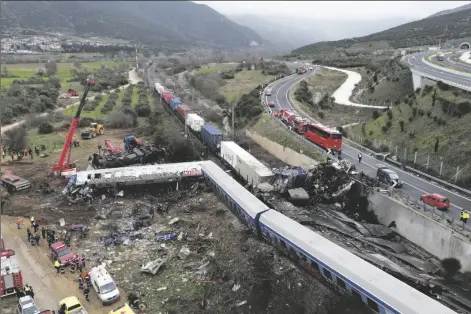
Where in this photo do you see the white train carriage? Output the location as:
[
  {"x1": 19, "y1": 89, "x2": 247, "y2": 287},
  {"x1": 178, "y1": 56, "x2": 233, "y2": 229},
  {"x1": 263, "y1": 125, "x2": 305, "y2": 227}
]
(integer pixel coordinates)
[
  {"x1": 200, "y1": 161, "x2": 270, "y2": 230},
  {"x1": 258, "y1": 209, "x2": 456, "y2": 314}
]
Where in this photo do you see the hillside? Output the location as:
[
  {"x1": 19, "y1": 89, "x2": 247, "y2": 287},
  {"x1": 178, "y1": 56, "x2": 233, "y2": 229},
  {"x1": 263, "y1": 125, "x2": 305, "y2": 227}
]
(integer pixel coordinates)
[
  {"x1": 294, "y1": 7, "x2": 471, "y2": 54},
  {"x1": 350, "y1": 84, "x2": 471, "y2": 187},
  {"x1": 0, "y1": 1, "x2": 266, "y2": 50}
]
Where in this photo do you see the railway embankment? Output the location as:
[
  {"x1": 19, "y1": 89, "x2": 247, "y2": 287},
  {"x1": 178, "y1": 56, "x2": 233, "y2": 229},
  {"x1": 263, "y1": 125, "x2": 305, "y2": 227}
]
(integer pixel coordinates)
[{"x1": 369, "y1": 191, "x2": 471, "y2": 271}]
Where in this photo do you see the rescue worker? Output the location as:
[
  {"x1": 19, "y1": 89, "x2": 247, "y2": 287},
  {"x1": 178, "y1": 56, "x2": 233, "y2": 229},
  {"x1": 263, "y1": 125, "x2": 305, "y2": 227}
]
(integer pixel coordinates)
[
  {"x1": 34, "y1": 233, "x2": 40, "y2": 246},
  {"x1": 58, "y1": 303, "x2": 66, "y2": 314},
  {"x1": 26, "y1": 228, "x2": 32, "y2": 242},
  {"x1": 83, "y1": 286, "x2": 90, "y2": 302},
  {"x1": 17, "y1": 287, "x2": 26, "y2": 298},
  {"x1": 460, "y1": 209, "x2": 469, "y2": 228},
  {"x1": 16, "y1": 217, "x2": 21, "y2": 229},
  {"x1": 358, "y1": 152, "x2": 362, "y2": 163},
  {"x1": 15, "y1": 287, "x2": 22, "y2": 299},
  {"x1": 55, "y1": 260, "x2": 61, "y2": 274},
  {"x1": 41, "y1": 226, "x2": 46, "y2": 239},
  {"x1": 70, "y1": 260, "x2": 75, "y2": 274},
  {"x1": 24, "y1": 284, "x2": 34, "y2": 298},
  {"x1": 60, "y1": 263, "x2": 65, "y2": 274},
  {"x1": 128, "y1": 293, "x2": 140, "y2": 310},
  {"x1": 33, "y1": 221, "x2": 39, "y2": 233},
  {"x1": 78, "y1": 276, "x2": 84, "y2": 290},
  {"x1": 30, "y1": 216, "x2": 35, "y2": 227},
  {"x1": 81, "y1": 253, "x2": 86, "y2": 268}
]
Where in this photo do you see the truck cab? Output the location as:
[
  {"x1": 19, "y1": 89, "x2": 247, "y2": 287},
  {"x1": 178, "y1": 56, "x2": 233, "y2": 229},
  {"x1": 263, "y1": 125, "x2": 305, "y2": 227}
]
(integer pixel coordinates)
[
  {"x1": 1, "y1": 249, "x2": 23, "y2": 297},
  {"x1": 50, "y1": 242, "x2": 75, "y2": 266}
]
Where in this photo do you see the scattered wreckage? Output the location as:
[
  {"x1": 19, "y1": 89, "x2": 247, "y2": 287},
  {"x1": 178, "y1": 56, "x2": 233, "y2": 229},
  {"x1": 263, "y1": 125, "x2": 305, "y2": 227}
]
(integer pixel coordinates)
[
  {"x1": 90, "y1": 144, "x2": 168, "y2": 170},
  {"x1": 1, "y1": 172, "x2": 32, "y2": 193}
]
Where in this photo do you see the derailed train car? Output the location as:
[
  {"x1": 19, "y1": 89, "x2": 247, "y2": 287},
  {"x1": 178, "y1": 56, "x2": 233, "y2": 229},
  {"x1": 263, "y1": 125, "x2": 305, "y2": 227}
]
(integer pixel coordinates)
[{"x1": 200, "y1": 161, "x2": 456, "y2": 314}]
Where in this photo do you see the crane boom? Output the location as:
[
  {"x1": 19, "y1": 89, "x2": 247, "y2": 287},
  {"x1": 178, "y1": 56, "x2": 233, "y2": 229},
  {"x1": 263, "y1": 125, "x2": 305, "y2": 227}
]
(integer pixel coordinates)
[{"x1": 52, "y1": 79, "x2": 95, "y2": 175}]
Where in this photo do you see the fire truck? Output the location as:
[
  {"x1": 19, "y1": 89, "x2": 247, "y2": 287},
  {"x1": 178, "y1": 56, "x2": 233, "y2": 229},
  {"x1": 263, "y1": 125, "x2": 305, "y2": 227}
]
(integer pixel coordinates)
[{"x1": 1, "y1": 247, "x2": 23, "y2": 297}]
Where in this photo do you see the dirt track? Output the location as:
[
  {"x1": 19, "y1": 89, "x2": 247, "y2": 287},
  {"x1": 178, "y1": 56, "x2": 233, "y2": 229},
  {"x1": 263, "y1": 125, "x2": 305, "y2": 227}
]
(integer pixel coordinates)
[{"x1": 2, "y1": 216, "x2": 117, "y2": 313}]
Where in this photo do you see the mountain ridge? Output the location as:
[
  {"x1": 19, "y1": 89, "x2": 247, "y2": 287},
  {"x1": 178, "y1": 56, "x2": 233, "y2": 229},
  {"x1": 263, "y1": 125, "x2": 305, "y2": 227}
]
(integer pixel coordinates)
[
  {"x1": 0, "y1": 1, "x2": 267, "y2": 51},
  {"x1": 293, "y1": 6, "x2": 471, "y2": 54}
]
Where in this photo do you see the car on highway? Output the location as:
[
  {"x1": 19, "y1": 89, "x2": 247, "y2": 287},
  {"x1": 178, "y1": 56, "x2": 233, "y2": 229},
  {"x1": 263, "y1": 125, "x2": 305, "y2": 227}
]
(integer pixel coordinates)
[
  {"x1": 50, "y1": 241, "x2": 75, "y2": 266},
  {"x1": 268, "y1": 101, "x2": 275, "y2": 108},
  {"x1": 17, "y1": 296, "x2": 40, "y2": 314},
  {"x1": 376, "y1": 166, "x2": 403, "y2": 188},
  {"x1": 265, "y1": 88, "x2": 272, "y2": 96},
  {"x1": 420, "y1": 193, "x2": 450, "y2": 210},
  {"x1": 58, "y1": 296, "x2": 88, "y2": 314}
]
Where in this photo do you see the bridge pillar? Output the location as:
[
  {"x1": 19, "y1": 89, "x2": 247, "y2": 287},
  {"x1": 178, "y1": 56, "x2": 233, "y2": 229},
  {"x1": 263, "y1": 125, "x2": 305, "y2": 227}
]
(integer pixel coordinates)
[{"x1": 411, "y1": 72, "x2": 423, "y2": 90}]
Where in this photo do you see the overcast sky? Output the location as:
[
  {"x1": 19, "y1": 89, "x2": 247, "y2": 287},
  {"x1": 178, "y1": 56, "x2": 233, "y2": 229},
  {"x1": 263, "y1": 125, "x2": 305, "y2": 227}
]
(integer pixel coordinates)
[{"x1": 195, "y1": 1, "x2": 471, "y2": 21}]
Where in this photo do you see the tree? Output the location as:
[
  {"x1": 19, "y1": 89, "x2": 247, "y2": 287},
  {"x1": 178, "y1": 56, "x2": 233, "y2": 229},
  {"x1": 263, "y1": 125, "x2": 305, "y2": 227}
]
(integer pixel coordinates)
[
  {"x1": 37, "y1": 122, "x2": 54, "y2": 134},
  {"x1": 4, "y1": 127, "x2": 28, "y2": 156},
  {"x1": 45, "y1": 61, "x2": 57, "y2": 76},
  {"x1": 398, "y1": 120, "x2": 405, "y2": 132}
]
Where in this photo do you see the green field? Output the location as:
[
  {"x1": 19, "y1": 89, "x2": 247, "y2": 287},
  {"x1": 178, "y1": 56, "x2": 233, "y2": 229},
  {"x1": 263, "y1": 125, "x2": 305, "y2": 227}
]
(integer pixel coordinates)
[
  {"x1": 220, "y1": 69, "x2": 271, "y2": 102},
  {"x1": 195, "y1": 63, "x2": 237, "y2": 74},
  {"x1": 1, "y1": 61, "x2": 133, "y2": 92}
]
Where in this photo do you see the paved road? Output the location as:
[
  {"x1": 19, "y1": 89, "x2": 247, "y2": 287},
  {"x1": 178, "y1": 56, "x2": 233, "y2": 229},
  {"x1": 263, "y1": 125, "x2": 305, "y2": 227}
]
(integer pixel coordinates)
[
  {"x1": 266, "y1": 70, "x2": 471, "y2": 224},
  {"x1": 404, "y1": 52, "x2": 471, "y2": 87},
  {"x1": 439, "y1": 52, "x2": 471, "y2": 73}
]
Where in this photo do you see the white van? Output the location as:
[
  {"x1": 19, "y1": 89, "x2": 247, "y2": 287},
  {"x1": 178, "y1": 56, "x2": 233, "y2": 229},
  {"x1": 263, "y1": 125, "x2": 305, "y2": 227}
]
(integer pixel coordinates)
[
  {"x1": 89, "y1": 265, "x2": 120, "y2": 305},
  {"x1": 265, "y1": 88, "x2": 272, "y2": 96}
]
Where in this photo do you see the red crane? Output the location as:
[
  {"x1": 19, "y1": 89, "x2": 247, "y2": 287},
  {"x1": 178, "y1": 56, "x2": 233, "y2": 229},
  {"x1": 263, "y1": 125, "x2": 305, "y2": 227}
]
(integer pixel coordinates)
[{"x1": 52, "y1": 79, "x2": 95, "y2": 176}]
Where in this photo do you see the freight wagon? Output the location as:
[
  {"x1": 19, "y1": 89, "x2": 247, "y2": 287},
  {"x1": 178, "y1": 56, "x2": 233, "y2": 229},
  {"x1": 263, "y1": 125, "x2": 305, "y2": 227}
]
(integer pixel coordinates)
[
  {"x1": 176, "y1": 105, "x2": 191, "y2": 121},
  {"x1": 201, "y1": 124, "x2": 223, "y2": 154},
  {"x1": 220, "y1": 141, "x2": 274, "y2": 187},
  {"x1": 186, "y1": 113, "x2": 205, "y2": 133},
  {"x1": 170, "y1": 98, "x2": 182, "y2": 111},
  {"x1": 161, "y1": 92, "x2": 174, "y2": 105}
]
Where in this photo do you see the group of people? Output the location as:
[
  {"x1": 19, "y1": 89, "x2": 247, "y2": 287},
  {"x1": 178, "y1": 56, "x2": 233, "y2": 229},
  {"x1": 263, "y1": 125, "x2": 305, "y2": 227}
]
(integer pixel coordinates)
[
  {"x1": 15, "y1": 284, "x2": 34, "y2": 299},
  {"x1": 2, "y1": 145, "x2": 47, "y2": 161}
]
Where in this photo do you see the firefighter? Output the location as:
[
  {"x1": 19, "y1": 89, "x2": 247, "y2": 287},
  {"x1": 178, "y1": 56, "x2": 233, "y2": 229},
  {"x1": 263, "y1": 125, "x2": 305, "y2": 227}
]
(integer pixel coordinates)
[
  {"x1": 30, "y1": 216, "x2": 35, "y2": 226},
  {"x1": 460, "y1": 209, "x2": 469, "y2": 228},
  {"x1": 41, "y1": 227, "x2": 46, "y2": 239},
  {"x1": 26, "y1": 228, "x2": 32, "y2": 241},
  {"x1": 55, "y1": 260, "x2": 61, "y2": 274},
  {"x1": 70, "y1": 261, "x2": 75, "y2": 274},
  {"x1": 34, "y1": 233, "x2": 40, "y2": 246},
  {"x1": 16, "y1": 217, "x2": 21, "y2": 229},
  {"x1": 58, "y1": 303, "x2": 66, "y2": 314},
  {"x1": 83, "y1": 286, "x2": 90, "y2": 302},
  {"x1": 33, "y1": 220, "x2": 39, "y2": 233}
]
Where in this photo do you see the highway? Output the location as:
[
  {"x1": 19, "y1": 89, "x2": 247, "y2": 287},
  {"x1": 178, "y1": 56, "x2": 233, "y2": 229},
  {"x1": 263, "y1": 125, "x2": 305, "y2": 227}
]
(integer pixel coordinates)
[
  {"x1": 266, "y1": 70, "x2": 471, "y2": 224},
  {"x1": 404, "y1": 52, "x2": 471, "y2": 87},
  {"x1": 438, "y1": 52, "x2": 471, "y2": 74}
]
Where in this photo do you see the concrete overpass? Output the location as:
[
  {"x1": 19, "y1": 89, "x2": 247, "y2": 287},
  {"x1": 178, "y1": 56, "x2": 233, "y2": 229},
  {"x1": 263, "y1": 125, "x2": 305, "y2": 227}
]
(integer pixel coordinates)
[{"x1": 405, "y1": 52, "x2": 471, "y2": 92}]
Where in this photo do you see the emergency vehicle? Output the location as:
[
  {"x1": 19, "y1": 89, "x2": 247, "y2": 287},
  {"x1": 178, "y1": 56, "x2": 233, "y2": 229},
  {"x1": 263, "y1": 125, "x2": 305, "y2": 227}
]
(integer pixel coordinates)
[{"x1": 1, "y1": 248, "x2": 23, "y2": 297}]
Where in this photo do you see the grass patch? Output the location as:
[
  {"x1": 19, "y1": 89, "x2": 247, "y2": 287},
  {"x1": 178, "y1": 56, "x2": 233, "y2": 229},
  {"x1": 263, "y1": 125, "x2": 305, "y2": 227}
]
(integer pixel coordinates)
[
  {"x1": 1, "y1": 61, "x2": 132, "y2": 92},
  {"x1": 220, "y1": 69, "x2": 271, "y2": 102},
  {"x1": 252, "y1": 113, "x2": 326, "y2": 162},
  {"x1": 195, "y1": 63, "x2": 237, "y2": 74}
]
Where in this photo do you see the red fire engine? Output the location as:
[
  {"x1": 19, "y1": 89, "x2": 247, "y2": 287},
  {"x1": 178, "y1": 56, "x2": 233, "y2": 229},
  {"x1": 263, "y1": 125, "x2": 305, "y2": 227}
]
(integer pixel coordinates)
[
  {"x1": 1, "y1": 248, "x2": 23, "y2": 297},
  {"x1": 279, "y1": 109, "x2": 297, "y2": 124},
  {"x1": 302, "y1": 123, "x2": 343, "y2": 151}
]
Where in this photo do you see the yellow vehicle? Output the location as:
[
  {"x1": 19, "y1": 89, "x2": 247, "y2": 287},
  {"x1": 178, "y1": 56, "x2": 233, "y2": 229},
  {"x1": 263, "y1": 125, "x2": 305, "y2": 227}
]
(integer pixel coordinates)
[
  {"x1": 58, "y1": 296, "x2": 88, "y2": 314},
  {"x1": 81, "y1": 122, "x2": 104, "y2": 139},
  {"x1": 108, "y1": 303, "x2": 136, "y2": 314}
]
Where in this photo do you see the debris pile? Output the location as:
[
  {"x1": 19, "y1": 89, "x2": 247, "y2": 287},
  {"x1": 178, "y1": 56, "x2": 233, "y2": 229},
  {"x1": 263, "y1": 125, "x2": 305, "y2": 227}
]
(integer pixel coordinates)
[{"x1": 91, "y1": 144, "x2": 169, "y2": 169}]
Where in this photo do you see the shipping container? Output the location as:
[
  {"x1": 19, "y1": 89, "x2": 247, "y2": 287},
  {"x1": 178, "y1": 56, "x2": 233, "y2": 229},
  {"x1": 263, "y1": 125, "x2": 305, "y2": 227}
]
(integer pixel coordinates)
[
  {"x1": 157, "y1": 86, "x2": 165, "y2": 95},
  {"x1": 161, "y1": 92, "x2": 174, "y2": 105},
  {"x1": 220, "y1": 141, "x2": 273, "y2": 186},
  {"x1": 186, "y1": 113, "x2": 205, "y2": 133},
  {"x1": 170, "y1": 98, "x2": 182, "y2": 111},
  {"x1": 176, "y1": 105, "x2": 191, "y2": 121},
  {"x1": 154, "y1": 83, "x2": 162, "y2": 94},
  {"x1": 201, "y1": 124, "x2": 223, "y2": 153}
]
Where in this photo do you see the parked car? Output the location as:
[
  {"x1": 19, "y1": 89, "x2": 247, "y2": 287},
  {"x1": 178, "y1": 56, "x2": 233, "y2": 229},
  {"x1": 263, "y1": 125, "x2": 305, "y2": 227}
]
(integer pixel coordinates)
[
  {"x1": 376, "y1": 166, "x2": 403, "y2": 188},
  {"x1": 268, "y1": 101, "x2": 275, "y2": 108},
  {"x1": 58, "y1": 296, "x2": 88, "y2": 314},
  {"x1": 17, "y1": 295, "x2": 40, "y2": 314},
  {"x1": 420, "y1": 193, "x2": 450, "y2": 210},
  {"x1": 50, "y1": 241, "x2": 75, "y2": 266}
]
